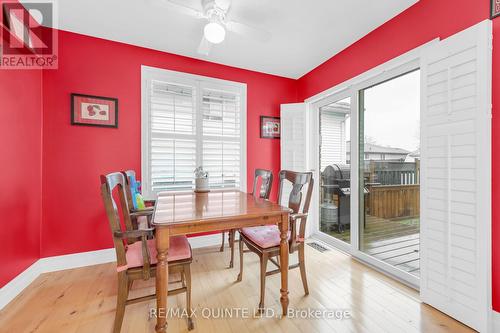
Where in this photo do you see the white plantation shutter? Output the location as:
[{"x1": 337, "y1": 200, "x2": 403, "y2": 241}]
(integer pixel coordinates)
[
  {"x1": 280, "y1": 103, "x2": 307, "y2": 173},
  {"x1": 280, "y1": 103, "x2": 308, "y2": 207},
  {"x1": 142, "y1": 67, "x2": 246, "y2": 196},
  {"x1": 149, "y1": 81, "x2": 197, "y2": 192},
  {"x1": 420, "y1": 21, "x2": 491, "y2": 332},
  {"x1": 202, "y1": 88, "x2": 241, "y2": 189}
]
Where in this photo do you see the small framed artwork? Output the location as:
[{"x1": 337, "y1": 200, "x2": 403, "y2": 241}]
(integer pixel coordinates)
[
  {"x1": 71, "y1": 93, "x2": 118, "y2": 128},
  {"x1": 492, "y1": 0, "x2": 500, "y2": 19},
  {"x1": 260, "y1": 116, "x2": 280, "y2": 139}
]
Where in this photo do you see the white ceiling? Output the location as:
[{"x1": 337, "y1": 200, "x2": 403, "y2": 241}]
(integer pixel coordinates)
[{"x1": 46, "y1": 0, "x2": 418, "y2": 79}]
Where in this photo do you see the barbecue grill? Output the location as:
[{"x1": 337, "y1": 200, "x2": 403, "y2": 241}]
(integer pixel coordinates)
[{"x1": 320, "y1": 164, "x2": 368, "y2": 232}]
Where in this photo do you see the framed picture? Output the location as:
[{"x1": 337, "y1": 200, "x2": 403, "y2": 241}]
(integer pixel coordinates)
[
  {"x1": 492, "y1": 0, "x2": 500, "y2": 19},
  {"x1": 260, "y1": 116, "x2": 280, "y2": 139},
  {"x1": 71, "y1": 93, "x2": 118, "y2": 128}
]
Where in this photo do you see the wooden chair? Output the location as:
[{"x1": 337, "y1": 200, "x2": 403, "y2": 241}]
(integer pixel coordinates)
[
  {"x1": 236, "y1": 170, "x2": 313, "y2": 311},
  {"x1": 100, "y1": 172, "x2": 194, "y2": 332},
  {"x1": 220, "y1": 168, "x2": 273, "y2": 268},
  {"x1": 122, "y1": 170, "x2": 155, "y2": 229}
]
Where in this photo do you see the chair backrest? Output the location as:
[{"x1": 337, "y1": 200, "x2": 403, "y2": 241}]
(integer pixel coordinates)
[
  {"x1": 251, "y1": 168, "x2": 273, "y2": 199},
  {"x1": 100, "y1": 172, "x2": 134, "y2": 267},
  {"x1": 277, "y1": 170, "x2": 314, "y2": 248},
  {"x1": 122, "y1": 170, "x2": 136, "y2": 211}
]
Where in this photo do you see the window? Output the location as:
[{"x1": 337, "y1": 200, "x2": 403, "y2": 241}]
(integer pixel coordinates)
[
  {"x1": 141, "y1": 66, "x2": 246, "y2": 197},
  {"x1": 309, "y1": 50, "x2": 422, "y2": 287},
  {"x1": 359, "y1": 69, "x2": 420, "y2": 277},
  {"x1": 319, "y1": 98, "x2": 350, "y2": 171}
]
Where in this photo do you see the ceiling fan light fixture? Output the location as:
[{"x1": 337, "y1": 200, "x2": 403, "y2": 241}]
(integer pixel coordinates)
[{"x1": 204, "y1": 21, "x2": 226, "y2": 44}]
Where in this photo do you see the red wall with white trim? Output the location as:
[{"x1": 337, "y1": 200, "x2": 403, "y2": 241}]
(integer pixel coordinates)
[
  {"x1": 40, "y1": 30, "x2": 297, "y2": 257},
  {"x1": 297, "y1": 0, "x2": 499, "y2": 312},
  {"x1": 0, "y1": 40, "x2": 42, "y2": 286},
  {"x1": 2, "y1": 0, "x2": 499, "y2": 315}
]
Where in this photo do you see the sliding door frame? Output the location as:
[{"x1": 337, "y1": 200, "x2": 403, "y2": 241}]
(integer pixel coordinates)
[
  {"x1": 309, "y1": 89, "x2": 356, "y2": 255},
  {"x1": 306, "y1": 40, "x2": 438, "y2": 289}
]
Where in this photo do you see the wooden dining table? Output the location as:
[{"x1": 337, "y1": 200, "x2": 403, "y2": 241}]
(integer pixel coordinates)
[{"x1": 152, "y1": 189, "x2": 291, "y2": 332}]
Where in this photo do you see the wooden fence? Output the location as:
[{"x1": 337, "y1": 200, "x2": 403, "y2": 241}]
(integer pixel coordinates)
[
  {"x1": 366, "y1": 184, "x2": 420, "y2": 219},
  {"x1": 366, "y1": 160, "x2": 420, "y2": 185}
]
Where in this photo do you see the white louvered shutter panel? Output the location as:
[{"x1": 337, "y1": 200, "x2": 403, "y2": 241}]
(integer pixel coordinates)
[
  {"x1": 280, "y1": 103, "x2": 308, "y2": 207},
  {"x1": 148, "y1": 80, "x2": 197, "y2": 192},
  {"x1": 281, "y1": 103, "x2": 307, "y2": 172},
  {"x1": 420, "y1": 21, "x2": 491, "y2": 332},
  {"x1": 202, "y1": 87, "x2": 241, "y2": 189}
]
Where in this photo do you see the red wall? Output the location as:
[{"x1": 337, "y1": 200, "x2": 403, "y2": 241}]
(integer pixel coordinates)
[
  {"x1": 297, "y1": 0, "x2": 499, "y2": 312},
  {"x1": 492, "y1": 11, "x2": 500, "y2": 315},
  {"x1": 0, "y1": 43, "x2": 42, "y2": 286},
  {"x1": 5, "y1": 0, "x2": 499, "y2": 313},
  {"x1": 41, "y1": 30, "x2": 297, "y2": 257}
]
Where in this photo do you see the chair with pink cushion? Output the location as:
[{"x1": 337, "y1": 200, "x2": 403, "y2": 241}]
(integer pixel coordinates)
[
  {"x1": 236, "y1": 170, "x2": 313, "y2": 311},
  {"x1": 220, "y1": 168, "x2": 273, "y2": 268},
  {"x1": 100, "y1": 172, "x2": 193, "y2": 332}
]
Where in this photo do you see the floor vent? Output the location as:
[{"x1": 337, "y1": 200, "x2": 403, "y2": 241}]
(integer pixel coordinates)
[{"x1": 307, "y1": 242, "x2": 329, "y2": 253}]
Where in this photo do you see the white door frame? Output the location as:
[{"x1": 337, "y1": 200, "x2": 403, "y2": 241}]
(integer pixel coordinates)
[
  {"x1": 306, "y1": 20, "x2": 494, "y2": 332},
  {"x1": 307, "y1": 89, "x2": 354, "y2": 254},
  {"x1": 305, "y1": 40, "x2": 438, "y2": 289}
]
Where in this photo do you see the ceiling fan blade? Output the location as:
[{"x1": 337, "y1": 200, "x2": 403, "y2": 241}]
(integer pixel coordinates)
[
  {"x1": 214, "y1": 0, "x2": 232, "y2": 12},
  {"x1": 149, "y1": 0, "x2": 205, "y2": 19},
  {"x1": 197, "y1": 36, "x2": 212, "y2": 56},
  {"x1": 226, "y1": 20, "x2": 271, "y2": 42}
]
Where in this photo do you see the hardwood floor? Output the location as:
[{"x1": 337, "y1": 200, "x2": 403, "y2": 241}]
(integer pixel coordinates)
[{"x1": 0, "y1": 243, "x2": 473, "y2": 333}]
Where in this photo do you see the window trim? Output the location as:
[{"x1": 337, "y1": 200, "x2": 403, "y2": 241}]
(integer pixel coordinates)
[{"x1": 141, "y1": 65, "x2": 247, "y2": 198}]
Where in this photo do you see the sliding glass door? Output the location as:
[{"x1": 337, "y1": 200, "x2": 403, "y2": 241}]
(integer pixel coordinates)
[
  {"x1": 313, "y1": 62, "x2": 421, "y2": 285},
  {"x1": 359, "y1": 70, "x2": 421, "y2": 277}
]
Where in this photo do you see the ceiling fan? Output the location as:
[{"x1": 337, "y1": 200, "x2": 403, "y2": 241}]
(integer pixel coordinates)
[{"x1": 154, "y1": 0, "x2": 271, "y2": 55}]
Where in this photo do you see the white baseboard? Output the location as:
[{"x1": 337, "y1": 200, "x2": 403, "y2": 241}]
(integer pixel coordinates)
[
  {"x1": 38, "y1": 248, "x2": 117, "y2": 273},
  {"x1": 0, "y1": 234, "x2": 222, "y2": 311},
  {"x1": 0, "y1": 261, "x2": 42, "y2": 310},
  {"x1": 0, "y1": 248, "x2": 116, "y2": 311},
  {"x1": 187, "y1": 233, "x2": 223, "y2": 249}
]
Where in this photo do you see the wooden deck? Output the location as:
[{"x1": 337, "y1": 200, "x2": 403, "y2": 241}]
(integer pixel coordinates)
[{"x1": 325, "y1": 215, "x2": 420, "y2": 276}]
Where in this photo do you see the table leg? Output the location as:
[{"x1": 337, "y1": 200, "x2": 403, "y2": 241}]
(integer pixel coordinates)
[
  {"x1": 279, "y1": 214, "x2": 289, "y2": 317},
  {"x1": 155, "y1": 227, "x2": 170, "y2": 333}
]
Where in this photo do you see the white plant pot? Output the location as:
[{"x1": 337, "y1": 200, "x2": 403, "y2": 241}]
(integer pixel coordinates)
[{"x1": 195, "y1": 177, "x2": 209, "y2": 192}]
